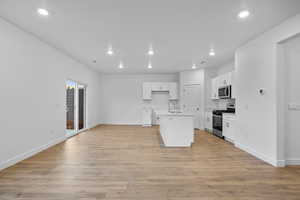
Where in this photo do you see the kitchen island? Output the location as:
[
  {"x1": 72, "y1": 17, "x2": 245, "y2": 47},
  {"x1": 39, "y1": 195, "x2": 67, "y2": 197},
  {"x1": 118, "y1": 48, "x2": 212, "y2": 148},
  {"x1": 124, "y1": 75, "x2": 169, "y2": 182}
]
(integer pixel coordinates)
[{"x1": 155, "y1": 111, "x2": 194, "y2": 147}]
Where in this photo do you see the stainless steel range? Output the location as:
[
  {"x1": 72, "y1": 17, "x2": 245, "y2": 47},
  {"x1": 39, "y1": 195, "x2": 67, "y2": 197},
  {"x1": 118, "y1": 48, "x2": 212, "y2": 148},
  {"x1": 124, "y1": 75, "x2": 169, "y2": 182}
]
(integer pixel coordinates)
[{"x1": 212, "y1": 107, "x2": 235, "y2": 138}]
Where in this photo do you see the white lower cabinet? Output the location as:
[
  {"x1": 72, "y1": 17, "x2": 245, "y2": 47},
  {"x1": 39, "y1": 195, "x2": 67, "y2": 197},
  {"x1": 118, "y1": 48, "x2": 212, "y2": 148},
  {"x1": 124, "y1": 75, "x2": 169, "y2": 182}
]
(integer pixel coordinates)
[
  {"x1": 204, "y1": 111, "x2": 213, "y2": 132},
  {"x1": 142, "y1": 107, "x2": 152, "y2": 126},
  {"x1": 158, "y1": 114, "x2": 194, "y2": 147},
  {"x1": 168, "y1": 82, "x2": 178, "y2": 100},
  {"x1": 142, "y1": 82, "x2": 152, "y2": 100},
  {"x1": 222, "y1": 114, "x2": 236, "y2": 144}
]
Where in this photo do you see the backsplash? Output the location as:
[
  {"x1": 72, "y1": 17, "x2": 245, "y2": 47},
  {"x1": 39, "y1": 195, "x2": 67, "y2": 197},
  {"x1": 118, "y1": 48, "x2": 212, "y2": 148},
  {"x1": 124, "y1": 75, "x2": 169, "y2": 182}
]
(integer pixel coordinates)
[{"x1": 217, "y1": 99, "x2": 235, "y2": 110}]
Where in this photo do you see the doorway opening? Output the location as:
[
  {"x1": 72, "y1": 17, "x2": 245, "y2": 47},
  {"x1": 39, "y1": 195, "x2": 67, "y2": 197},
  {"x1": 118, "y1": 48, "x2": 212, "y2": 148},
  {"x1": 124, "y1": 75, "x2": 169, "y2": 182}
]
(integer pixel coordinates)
[{"x1": 66, "y1": 80, "x2": 87, "y2": 137}]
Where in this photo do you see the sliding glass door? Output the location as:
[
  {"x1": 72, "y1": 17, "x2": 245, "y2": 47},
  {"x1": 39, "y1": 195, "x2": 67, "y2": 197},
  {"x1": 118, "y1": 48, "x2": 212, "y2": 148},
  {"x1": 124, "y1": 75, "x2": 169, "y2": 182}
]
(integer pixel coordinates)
[
  {"x1": 78, "y1": 84, "x2": 86, "y2": 131},
  {"x1": 66, "y1": 80, "x2": 87, "y2": 137}
]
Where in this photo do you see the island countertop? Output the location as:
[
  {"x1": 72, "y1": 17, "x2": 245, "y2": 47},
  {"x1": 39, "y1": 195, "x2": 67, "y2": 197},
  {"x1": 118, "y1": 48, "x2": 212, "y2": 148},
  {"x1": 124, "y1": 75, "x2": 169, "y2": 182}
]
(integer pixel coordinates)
[{"x1": 154, "y1": 110, "x2": 194, "y2": 117}]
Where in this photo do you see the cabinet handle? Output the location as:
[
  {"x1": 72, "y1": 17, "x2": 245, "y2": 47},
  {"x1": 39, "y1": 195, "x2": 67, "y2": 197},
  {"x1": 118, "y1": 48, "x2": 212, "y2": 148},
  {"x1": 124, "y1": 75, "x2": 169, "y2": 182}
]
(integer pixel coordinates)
[{"x1": 226, "y1": 122, "x2": 230, "y2": 128}]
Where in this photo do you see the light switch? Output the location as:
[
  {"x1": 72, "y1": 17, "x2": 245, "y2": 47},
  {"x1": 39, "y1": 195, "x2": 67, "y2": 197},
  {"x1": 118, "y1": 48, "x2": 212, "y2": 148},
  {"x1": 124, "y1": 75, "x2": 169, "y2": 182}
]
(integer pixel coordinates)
[{"x1": 288, "y1": 103, "x2": 300, "y2": 111}]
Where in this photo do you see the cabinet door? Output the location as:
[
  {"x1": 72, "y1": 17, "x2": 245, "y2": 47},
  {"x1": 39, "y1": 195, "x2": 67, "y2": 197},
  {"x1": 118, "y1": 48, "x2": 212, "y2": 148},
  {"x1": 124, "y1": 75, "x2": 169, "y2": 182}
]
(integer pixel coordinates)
[
  {"x1": 151, "y1": 82, "x2": 160, "y2": 91},
  {"x1": 222, "y1": 119, "x2": 230, "y2": 138},
  {"x1": 152, "y1": 82, "x2": 168, "y2": 91},
  {"x1": 223, "y1": 117, "x2": 235, "y2": 143},
  {"x1": 219, "y1": 74, "x2": 227, "y2": 87},
  {"x1": 161, "y1": 83, "x2": 169, "y2": 91},
  {"x1": 227, "y1": 72, "x2": 232, "y2": 86},
  {"x1": 205, "y1": 112, "x2": 213, "y2": 130},
  {"x1": 231, "y1": 71, "x2": 236, "y2": 99},
  {"x1": 211, "y1": 78, "x2": 218, "y2": 99},
  {"x1": 169, "y1": 83, "x2": 178, "y2": 100},
  {"x1": 143, "y1": 83, "x2": 152, "y2": 100}
]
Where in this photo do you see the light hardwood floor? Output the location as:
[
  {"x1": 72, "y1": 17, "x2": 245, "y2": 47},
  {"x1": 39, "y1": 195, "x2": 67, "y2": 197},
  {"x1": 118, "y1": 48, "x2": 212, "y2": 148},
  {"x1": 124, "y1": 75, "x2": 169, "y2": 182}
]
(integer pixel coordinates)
[{"x1": 0, "y1": 125, "x2": 300, "y2": 200}]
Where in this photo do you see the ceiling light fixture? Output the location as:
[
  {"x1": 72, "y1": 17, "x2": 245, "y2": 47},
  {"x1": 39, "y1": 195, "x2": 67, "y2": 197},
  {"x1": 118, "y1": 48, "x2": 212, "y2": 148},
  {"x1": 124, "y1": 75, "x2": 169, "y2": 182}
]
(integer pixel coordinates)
[
  {"x1": 107, "y1": 45, "x2": 114, "y2": 56},
  {"x1": 37, "y1": 8, "x2": 49, "y2": 16},
  {"x1": 148, "y1": 46, "x2": 154, "y2": 56},
  {"x1": 148, "y1": 62, "x2": 152, "y2": 69},
  {"x1": 192, "y1": 64, "x2": 197, "y2": 69},
  {"x1": 238, "y1": 10, "x2": 250, "y2": 19},
  {"x1": 119, "y1": 61, "x2": 124, "y2": 69},
  {"x1": 209, "y1": 49, "x2": 216, "y2": 57}
]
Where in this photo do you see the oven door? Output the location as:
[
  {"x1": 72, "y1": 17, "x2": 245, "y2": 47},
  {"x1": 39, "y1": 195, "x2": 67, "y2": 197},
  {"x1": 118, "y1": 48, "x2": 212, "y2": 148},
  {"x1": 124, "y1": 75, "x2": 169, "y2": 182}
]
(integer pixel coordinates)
[{"x1": 213, "y1": 114, "x2": 223, "y2": 137}]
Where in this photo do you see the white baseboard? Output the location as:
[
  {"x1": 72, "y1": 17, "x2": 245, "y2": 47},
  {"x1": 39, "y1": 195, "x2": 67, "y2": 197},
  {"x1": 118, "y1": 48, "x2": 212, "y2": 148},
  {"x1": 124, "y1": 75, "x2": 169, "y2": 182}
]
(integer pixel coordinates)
[
  {"x1": 286, "y1": 159, "x2": 300, "y2": 165},
  {"x1": 102, "y1": 123, "x2": 142, "y2": 126},
  {"x1": 0, "y1": 123, "x2": 103, "y2": 171},
  {"x1": 234, "y1": 142, "x2": 279, "y2": 167},
  {"x1": 0, "y1": 136, "x2": 67, "y2": 171},
  {"x1": 276, "y1": 160, "x2": 286, "y2": 167}
]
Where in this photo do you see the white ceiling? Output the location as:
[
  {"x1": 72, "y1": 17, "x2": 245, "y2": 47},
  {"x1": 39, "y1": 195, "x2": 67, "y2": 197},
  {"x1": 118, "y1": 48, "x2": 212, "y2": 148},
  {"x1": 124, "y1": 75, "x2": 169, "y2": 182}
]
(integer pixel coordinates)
[{"x1": 0, "y1": 0, "x2": 300, "y2": 74}]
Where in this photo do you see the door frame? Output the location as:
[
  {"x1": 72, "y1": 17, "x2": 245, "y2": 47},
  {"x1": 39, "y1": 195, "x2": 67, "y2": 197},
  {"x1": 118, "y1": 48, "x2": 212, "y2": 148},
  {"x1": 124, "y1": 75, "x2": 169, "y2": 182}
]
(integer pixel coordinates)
[
  {"x1": 66, "y1": 79, "x2": 88, "y2": 137},
  {"x1": 277, "y1": 33, "x2": 300, "y2": 166}
]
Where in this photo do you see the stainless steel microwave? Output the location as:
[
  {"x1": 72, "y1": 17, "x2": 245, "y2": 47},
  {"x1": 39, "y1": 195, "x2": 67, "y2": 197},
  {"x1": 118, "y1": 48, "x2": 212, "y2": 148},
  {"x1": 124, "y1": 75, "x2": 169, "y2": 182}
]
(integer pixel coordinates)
[{"x1": 218, "y1": 85, "x2": 231, "y2": 99}]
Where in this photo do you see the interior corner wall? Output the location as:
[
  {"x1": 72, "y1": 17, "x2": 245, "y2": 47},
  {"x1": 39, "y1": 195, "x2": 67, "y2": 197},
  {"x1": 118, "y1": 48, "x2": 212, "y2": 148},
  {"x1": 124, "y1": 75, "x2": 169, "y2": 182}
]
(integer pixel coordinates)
[
  {"x1": 0, "y1": 18, "x2": 102, "y2": 170},
  {"x1": 234, "y1": 13, "x2": 300, "y2": 166},
  {"x1": 99, "y1": 74, "x2": 178, "y2": 125}
]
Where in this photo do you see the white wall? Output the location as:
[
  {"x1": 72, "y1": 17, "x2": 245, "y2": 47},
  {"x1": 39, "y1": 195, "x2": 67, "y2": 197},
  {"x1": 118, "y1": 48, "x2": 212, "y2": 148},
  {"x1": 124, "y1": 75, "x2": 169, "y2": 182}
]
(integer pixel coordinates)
[
  {"x1": 235, "y1": 13, "x2": 300, "y2": 167},
  {"x1": 99, "y1": 74, "x2": 178, "y2": 125},
  {"x1": 0, "y1": 18, "x2": 102, "y2": 170},
  {"x1": 281, "y1": 35, "x2": 300, "y2": 165},
  {"x1": 216, "y1": 61, "x2": 235, "y2": 76}
]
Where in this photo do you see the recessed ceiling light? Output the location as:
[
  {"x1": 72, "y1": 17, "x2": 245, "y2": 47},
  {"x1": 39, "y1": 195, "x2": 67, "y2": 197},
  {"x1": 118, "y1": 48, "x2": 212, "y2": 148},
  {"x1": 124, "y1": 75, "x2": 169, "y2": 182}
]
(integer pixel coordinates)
[
  {"x1": 148, "y1": 46, "x2": 154, "y2": 56},
  {"x1": 238, "y1": 10, "x2": 250, "y2": 19},
  {"x1": 192, "y1": 64, "x2": 197, "y2": 69},
  {"x1": 107, "y1": 45, "x2": 114, "y2": 56},
  {"x1": 37, "y1": 8, "x2": 49, "y2": 16},
  {"x1": 148, "y1": 62, "x2": 152, "y2": 69},
  {"x1": 119, "y1": 62, "x2": 124, "y2": 69},
  {"x1": 209, "y1": 49, "x2": 215, "y2": 57}
]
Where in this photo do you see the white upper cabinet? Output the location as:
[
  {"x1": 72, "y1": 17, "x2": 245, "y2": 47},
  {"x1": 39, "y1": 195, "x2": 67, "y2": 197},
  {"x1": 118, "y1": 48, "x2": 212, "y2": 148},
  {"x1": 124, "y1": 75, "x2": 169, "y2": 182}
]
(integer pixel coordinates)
[
  {"x1": 168, "y1": 83, "x2": 178, "y2": 100},
  {"x1": 142, "y1": 82, "x2": 152, "y2": 100},
  {"x1": 143, "y1": 82, "x2": 178, "y2": 100},
  {"x1": 211, "y1": 71, "x2": 234, "y2": 100},
  {"x1": 151, "y1": 82, "x2": 169, "y2": 91},
  {"x1": 211, "y1": 77, "x2": 219, "y2": 100},
  {"x1": 218, "y1": 72, "x2": 232, "y2": 88},
  {"x1": 231, "y1": 71, "x2": 236, "y2": 99}
]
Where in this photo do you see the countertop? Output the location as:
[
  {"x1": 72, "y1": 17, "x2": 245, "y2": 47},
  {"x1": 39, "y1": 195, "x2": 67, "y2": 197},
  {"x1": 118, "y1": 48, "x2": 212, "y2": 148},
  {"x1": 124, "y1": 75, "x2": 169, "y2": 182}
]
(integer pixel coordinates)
[{"x1": 154, "y1": 110, "x2": 194, "y2": 117}]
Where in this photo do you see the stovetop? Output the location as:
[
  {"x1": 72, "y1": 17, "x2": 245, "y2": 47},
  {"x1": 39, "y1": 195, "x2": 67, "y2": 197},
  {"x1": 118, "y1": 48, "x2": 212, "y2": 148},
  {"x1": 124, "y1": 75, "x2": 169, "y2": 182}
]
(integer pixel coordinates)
[{"x1": 213, "y1": 109, "x2": 235, "y2": 115}]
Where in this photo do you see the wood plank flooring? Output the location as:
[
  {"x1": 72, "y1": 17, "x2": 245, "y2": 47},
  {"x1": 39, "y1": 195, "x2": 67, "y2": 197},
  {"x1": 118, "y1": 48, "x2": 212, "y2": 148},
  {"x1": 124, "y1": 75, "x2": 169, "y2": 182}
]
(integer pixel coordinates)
[{"x1": 0, "y1": 125, "x2": 300, "y2": 200}]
